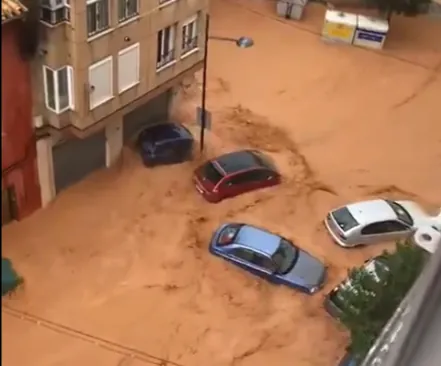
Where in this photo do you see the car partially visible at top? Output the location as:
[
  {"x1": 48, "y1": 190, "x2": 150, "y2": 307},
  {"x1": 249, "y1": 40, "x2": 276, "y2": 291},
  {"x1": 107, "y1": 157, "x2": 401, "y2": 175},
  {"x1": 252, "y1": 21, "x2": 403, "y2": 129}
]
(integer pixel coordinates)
[
  {"x1": 137, "y1": 123, "x2": 194, "y2": 167},
  {"x1": 209, "y1": 223, "x2": 327, "y2": 294},
  {"x1": 193, "y1": 150, "x2": 281, "y2": 203},
  {"x1": 324, "y1": 199, "x2": 441, "y2": 248}
]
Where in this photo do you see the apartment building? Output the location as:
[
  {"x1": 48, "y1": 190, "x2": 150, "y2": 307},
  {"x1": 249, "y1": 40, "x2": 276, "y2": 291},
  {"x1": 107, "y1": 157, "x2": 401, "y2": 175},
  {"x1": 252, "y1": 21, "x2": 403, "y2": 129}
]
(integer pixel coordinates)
[{"x1": 34, "y1": 0, "x2": 208, "y2": 205}]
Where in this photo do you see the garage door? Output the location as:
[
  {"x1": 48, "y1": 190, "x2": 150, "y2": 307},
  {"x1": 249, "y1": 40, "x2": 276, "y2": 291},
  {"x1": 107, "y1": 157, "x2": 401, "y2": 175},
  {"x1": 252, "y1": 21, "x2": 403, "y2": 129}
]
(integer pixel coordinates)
[
  {"x1": 123, "y1": 90, "x2": 171, "y2": 143},
  {"x1": 53, "y1": 131, "x2": 106, "y2": 194}
]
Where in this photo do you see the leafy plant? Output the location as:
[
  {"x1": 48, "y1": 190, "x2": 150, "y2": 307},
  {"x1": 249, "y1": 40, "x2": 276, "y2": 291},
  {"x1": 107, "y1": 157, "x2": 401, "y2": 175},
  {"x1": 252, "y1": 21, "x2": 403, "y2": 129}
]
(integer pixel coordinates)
[{"x1": 338, "y1": 241, "x2": 428, "y2": 358}]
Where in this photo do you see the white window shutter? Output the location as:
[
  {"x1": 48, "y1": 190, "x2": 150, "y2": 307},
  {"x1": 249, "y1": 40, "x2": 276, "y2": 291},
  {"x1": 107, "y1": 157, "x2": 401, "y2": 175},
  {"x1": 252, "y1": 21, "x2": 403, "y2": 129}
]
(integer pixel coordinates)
[
  {"x1": 67, "y1": 66, "x2": 75, "y2": 110},
  {"x1": 89, "y1": 56, "x2": 113, "y2": 110},
  {"x1": 118, "y1": 43, "x2": 140, "y2": 93}
]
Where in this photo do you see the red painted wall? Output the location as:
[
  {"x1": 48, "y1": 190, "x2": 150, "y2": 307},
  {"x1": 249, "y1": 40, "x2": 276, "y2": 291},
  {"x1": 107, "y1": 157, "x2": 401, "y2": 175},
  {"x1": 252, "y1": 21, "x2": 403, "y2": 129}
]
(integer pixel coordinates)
[{"x1": 1, "y1": 20, "x2": 40, "y2": 220}]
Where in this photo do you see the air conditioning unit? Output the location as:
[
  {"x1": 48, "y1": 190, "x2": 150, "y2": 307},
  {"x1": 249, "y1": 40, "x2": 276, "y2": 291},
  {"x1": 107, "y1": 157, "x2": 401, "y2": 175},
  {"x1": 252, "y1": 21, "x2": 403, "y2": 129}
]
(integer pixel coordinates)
[{"x1": 414, "y1": 225, "x2": 441, "y2": 254}]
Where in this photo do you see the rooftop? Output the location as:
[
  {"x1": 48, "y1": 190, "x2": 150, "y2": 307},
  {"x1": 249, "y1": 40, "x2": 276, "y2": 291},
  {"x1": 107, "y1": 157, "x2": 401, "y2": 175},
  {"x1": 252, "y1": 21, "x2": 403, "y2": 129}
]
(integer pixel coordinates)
[{"x1": 1, "y1": 0, "x2": 27, "y2": 24}]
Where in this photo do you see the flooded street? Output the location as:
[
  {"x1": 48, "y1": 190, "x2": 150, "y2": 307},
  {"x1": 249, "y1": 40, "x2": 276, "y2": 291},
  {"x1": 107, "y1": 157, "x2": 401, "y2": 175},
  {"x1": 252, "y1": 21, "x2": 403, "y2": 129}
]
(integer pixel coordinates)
[{"x1": 2, "y1": 1, "x2": 441, "y2": 366}]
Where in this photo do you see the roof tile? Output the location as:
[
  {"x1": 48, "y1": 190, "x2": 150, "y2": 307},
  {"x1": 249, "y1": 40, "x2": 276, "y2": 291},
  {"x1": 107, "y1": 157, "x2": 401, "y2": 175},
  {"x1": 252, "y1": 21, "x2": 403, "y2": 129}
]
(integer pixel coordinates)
[{"x1": 2, "y1": 0, "x2": 27, "y2": 23}]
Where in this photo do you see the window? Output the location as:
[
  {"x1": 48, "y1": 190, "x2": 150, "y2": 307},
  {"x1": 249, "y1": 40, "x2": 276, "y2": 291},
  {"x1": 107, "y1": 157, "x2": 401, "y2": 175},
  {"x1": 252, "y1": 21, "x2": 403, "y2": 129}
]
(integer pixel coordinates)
[
  {"x1": 251, "y1": 253, "x2": 276, "y2": 272},
  {"x1": 118, "y1": 43, "x2": 140, "y2": 93},
  {"x1": 87, "y1": 0, "x2": 110, "y2": 37},
  {"x1": 246, "y1": 170, "x2": 268, "y2": 182},
  {"x1": 88, "y1": 56, "x2": 113, "y2": 109},
  {"x1": 181, "y1": 15, "x2": 198, "y2": 55},
  {"x1": 231, "y1": 248, "x2": 255, "y2": 262},
  {"x1": 202, "y1": 162, "x2": 224, "y2": 184},
  {"x1": 361, "y1": 222, "x2": 390, "y2": 235},
  {"x1": 332, "y1": 207, "x2": 359, "y2": 232},
  {"x1": 383, "y1": 220, "x2": 409, "y2": 232},
  {"x1": 157, "y1": 24, "x2": 176, "y2": 70},
  {"x1": 272, "y1": 239, "x2": 297, "y2": 274},
  {"x1": 386, "y1": 200, "x2": 414, "y2": 226},
  {"x1": 229, "y1": 172, "x2": 254, "y2": 185},
  {"x1": 43, "y1": 66, "x2": 74, "y2": 113},
  {"x1": 40, "y1": 0, "x2": 70, "y2": 25},
  {"x1": 118, "y1": 0, "x2": 138, "y2": 23}
]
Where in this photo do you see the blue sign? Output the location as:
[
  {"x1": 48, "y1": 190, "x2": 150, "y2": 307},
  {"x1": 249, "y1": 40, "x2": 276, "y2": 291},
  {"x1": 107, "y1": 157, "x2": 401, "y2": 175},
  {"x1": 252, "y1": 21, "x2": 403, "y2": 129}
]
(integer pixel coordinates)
[{"x1": 357, "y1": 31, "x2": 384, "y2": 43}]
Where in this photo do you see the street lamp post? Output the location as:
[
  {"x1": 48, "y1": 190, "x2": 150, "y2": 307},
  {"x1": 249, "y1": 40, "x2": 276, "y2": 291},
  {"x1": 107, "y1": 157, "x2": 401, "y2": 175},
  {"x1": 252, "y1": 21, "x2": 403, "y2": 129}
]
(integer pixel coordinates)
[{"x1": 199, "y1": 14, "x2": 254, "y2": 153}]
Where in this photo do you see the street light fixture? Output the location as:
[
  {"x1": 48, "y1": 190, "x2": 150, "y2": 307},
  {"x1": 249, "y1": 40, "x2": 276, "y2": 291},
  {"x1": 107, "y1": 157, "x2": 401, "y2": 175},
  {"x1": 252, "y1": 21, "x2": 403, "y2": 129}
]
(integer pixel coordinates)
[{"x1": 199, "y1": 14, "x2": 254, "y2": 153}]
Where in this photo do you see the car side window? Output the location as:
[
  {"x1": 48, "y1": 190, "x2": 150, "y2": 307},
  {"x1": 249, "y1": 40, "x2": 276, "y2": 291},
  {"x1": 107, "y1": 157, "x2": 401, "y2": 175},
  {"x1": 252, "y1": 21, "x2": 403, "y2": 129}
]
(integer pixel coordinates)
[
  {"x1": 384, "y1": 220, "x2": 409, "y2": 232},
  {"x1": 251, "y1": 253, "x2": 276, "y2": 272},
  {"x1": 247, "y1": 169, "x2": 268, "y2": 181},
  {"x1": 361, "y1": 222, "x2": 390, "y2": 235},
  {"x1": 229, "y1": 172, "x2": 251, "y2": 185},
  {"x1": 231, "y1": 248, "x2": 255, "y2": 262}
]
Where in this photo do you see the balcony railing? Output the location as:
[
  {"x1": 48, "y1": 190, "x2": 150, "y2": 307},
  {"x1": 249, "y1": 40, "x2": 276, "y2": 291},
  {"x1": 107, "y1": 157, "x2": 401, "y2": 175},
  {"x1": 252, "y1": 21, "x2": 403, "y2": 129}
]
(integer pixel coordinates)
[
  {"x1": 182, "y1": 36, "x2": 198, "y2": 55},
  {"x1": 156, "y1": 48, "x2": 175, "y2": 70}
]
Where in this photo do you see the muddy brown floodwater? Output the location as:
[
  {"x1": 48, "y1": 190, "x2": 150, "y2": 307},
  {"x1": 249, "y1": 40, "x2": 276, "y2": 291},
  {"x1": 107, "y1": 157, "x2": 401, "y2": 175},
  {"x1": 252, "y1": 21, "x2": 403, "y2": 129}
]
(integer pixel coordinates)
[{"x1": 2, "y1": 1, "x2": 441, "y2": 366}]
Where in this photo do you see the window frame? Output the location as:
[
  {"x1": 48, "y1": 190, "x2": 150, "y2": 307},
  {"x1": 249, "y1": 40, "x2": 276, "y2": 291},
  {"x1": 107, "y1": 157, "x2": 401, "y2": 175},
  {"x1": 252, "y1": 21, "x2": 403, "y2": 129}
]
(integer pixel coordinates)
[
  {"x1": 156, "y1": 24, "x2": 177, "y2": 70},
  {"x1": 86, "y1": 0, "x2": 110, "y2": 38},
  {"x1": 181, "y1": 14, "x2": 199, "y2": 56},
  {"x1": 118, "y1": 0, "x2": 139, "y2": 23},
  {"x1": 117, "y1": 43, "x2": 140, "y2": 93},
  {"x1": 42, "y1": 65, "x2": 74, "y2": 114},
  {"x1": 40, "y1": 0, "x2": 71, "y2": 26},
  {"x1": 88, "y1": 56, "x2": 114, "y2": 110}
]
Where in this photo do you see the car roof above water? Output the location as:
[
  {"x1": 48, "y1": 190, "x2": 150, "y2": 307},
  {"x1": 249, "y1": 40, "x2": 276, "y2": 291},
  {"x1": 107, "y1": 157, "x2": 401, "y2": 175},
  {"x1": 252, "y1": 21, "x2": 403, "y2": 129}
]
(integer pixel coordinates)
[
  {"x1": 213, "y1": 150, "x2": 266, "y2": 175},
  {"x1": 141, "y1": 123, "x2": 192, "y2": 142},
  {"x1": 235, "y1": 225, "x2": 280, "y2": 256},
  {"x1": 346, "y1": 199, "x2": 397, "y2": 226}
]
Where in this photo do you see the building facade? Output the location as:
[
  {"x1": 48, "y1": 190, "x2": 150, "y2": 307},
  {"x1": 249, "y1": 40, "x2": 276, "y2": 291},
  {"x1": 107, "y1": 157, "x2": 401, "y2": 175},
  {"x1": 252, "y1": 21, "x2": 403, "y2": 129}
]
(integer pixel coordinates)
[
  {"x1": 33, "y1": 0, "x2": 208, "y2": 205},
  {"x1": 2, "y1": 0, "x2": 41, "y2": 225}
]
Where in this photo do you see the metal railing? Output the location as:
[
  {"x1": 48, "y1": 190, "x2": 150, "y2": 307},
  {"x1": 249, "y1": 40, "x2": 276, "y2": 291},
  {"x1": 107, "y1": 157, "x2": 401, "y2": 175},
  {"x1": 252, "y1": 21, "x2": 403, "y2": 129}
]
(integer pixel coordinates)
[
  {"x1": 182, "y1": 36, "x2": 198, "y2": 55},
  {"x1": 156, "y1": 49, "x2": 175, "y2": 69}
]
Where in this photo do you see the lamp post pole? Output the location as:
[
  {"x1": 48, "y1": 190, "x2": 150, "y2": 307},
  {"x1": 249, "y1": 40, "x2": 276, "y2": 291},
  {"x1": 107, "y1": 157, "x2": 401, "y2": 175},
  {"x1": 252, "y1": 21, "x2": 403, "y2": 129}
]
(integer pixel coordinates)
[
  {"x1": 200, "y1": 13, "x2": 210, "y2": 153},
  {"x1": 198, "y1": 15, "x2": 253, "y2": 153}
]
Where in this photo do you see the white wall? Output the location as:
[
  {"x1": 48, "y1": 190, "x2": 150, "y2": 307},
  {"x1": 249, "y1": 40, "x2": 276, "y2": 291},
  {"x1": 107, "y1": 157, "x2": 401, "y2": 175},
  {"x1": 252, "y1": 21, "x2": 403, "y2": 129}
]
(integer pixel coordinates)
[
  {"x1": 105, "y1": 118, "x2": 123, "y2": 167},
  {"x1": 36, "y1": 136, "x2": 56, "y2": 207}
]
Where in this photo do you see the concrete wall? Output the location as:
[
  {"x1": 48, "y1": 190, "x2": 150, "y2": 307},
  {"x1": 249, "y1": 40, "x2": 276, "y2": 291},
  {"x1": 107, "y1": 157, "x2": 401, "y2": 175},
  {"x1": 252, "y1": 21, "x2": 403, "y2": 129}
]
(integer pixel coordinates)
[
  {"x1": 105, "y1": 118, "x2": 123, "y2": 167},
  {"x1": 1, "y1": 21, "x2": 41, "y2": 219}
]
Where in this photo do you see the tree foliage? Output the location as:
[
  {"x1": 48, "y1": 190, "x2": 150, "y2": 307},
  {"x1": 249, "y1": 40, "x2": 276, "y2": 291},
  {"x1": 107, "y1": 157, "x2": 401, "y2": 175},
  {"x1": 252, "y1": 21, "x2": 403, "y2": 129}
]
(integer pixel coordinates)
[
  {"x1": 338, "y1": 241, "x2": 428, "y2": 358},
  {"x1": 366, "y1": 0, "x2": 432, "y2": 20}
]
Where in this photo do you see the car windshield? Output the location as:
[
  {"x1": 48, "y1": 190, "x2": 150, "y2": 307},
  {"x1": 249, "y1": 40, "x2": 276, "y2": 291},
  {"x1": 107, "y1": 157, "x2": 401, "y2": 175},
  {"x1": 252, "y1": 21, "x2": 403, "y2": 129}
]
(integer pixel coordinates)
[
  {"x1": 203, "y1": 162, "x2": 224, "y2": 184},
  {"x1": 386, "y1": 200, "x2": 414, "y2": 226},
  {"x1": 272, "y1": 239, "x2": 297, "y2": 274},
  {"x1": 332, "y1": 207, "x2": 359, "y2": 232}
]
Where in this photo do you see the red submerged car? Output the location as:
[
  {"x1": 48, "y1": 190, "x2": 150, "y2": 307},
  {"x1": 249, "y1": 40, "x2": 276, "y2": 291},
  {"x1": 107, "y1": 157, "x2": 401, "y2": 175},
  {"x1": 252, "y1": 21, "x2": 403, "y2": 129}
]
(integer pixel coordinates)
[{"x1": 194, "y1": 150, "x2": 281, "y2": 203}]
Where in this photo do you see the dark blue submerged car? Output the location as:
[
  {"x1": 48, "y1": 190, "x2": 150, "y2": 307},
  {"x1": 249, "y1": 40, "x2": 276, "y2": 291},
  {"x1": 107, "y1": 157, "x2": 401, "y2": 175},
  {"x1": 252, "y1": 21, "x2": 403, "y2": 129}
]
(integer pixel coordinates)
[
  {"x1": 209, "y1": 223, "x2": 327, "y2": 294},
  {"x1": 138, "y1": 123, "x2": 194, "y2": 167}
]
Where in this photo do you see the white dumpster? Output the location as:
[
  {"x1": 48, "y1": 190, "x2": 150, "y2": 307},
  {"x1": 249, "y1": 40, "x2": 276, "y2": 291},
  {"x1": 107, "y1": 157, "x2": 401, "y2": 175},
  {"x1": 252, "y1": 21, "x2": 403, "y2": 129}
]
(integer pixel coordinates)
[
  {"x1": 353, "y1": 15, "x2": 389, "y2": 50},
  {"x1": 322, "y1": 10, "x2": 357, "y2": 45},
  {"x1": 276, "y1": 0, "x2": 308, "y2": 21}
]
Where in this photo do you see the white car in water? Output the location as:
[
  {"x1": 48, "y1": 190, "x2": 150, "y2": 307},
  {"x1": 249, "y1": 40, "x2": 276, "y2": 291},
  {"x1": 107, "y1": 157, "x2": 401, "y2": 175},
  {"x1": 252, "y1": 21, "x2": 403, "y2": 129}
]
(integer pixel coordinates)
[{"x1": 324, "y1": 199, "x2": 441, "y2": 248}]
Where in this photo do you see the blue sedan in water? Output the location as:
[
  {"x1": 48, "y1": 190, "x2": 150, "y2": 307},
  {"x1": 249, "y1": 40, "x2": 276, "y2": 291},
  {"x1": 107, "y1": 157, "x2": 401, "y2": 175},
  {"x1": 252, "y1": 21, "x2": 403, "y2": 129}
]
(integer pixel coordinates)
[
  {"x1": 138, "y1": 123, "x2": 194, "y2": 167},
  {"x1": 209, "y1": 223, "x2": 327, "y2": 294}
]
